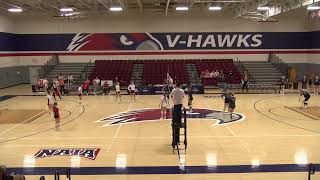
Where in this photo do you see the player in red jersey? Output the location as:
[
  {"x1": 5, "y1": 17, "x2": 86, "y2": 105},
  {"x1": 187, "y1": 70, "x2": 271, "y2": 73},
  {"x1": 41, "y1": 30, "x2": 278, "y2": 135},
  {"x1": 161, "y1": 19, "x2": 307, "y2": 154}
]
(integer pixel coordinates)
[
  {"x1": 83, "y1": 78, "x2": 90, "y2": 95},
  {"x1": 53, "y1": 102, "x2": 61, "y2": 131}
]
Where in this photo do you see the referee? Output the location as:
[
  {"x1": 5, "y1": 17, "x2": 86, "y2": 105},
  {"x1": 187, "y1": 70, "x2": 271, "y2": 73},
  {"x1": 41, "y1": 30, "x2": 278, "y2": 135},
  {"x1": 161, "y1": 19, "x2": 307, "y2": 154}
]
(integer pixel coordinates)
[{"x1": 170, "y1": 83, "x2": 185, "y2": 146}]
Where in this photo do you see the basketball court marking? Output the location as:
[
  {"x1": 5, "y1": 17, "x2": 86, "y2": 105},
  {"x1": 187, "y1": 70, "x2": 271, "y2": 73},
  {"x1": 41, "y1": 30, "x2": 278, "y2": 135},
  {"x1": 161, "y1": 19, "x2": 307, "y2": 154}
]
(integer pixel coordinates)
[
  {"x1": 0, "y1": 109, "x2": 47, "y2": 136},
  {"x1": 0, "y1": 100, "x2": 86, "y2": 144},
  {"x1": 284, "y1": 106, "x2": 320, "y2": 120},
  {"x1": 268, "y1": 107, "x2": 316, "y2": 121},
  {"x1": 0, "y1": 144, "x2": 111, "y2": 148},
  {"x1": 253, "y1": 95, "x2": 320, "y2": 134},
  {"x1": 106, "y1": 102, "x2": 133, "y2": 152}
]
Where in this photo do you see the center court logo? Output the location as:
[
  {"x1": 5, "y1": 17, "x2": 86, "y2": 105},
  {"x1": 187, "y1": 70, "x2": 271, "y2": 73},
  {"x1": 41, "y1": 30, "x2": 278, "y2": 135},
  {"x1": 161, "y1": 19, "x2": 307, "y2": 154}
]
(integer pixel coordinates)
[
  {"x1": 96, "y1": 108, "x2": 245, "y2": 127},
  {"x1": 34, "y1": 148, "x2": 100, "y2": 160}
]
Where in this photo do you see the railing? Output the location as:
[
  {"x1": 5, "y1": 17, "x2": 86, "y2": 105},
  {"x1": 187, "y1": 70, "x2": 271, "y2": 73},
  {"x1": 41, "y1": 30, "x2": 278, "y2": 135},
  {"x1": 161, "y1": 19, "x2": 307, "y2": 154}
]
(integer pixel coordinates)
[
  {"x1": 236, "y1": 61, "x2": 256, "y2": 84},
  {"x1": 269, "y1": 52, "x2": 289, "y2": 75},
  {"x1": 41, "y1": 54, "x2": 59, "y2": 78},
  {"x1": 75, "y1": 61, "x2": 94, "y2": 85}
]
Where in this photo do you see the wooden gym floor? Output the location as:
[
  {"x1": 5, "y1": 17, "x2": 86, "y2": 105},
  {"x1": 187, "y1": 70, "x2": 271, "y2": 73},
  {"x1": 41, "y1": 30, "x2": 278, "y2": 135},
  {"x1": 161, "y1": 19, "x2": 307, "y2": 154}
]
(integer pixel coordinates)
[{"x1": 0, "y1": 85, "x2": 320, "y2": 180}]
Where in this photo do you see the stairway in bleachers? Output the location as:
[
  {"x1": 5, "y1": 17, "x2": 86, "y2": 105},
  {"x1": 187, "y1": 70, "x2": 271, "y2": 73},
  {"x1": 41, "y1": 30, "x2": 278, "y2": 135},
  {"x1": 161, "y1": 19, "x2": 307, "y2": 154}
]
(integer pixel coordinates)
[
  {"x1": 46, "y1": 63, "x2": 94, "y2": 92},
  {"x1": 130, "y1": 63, "x2": 144, "y2": 86},
  {"x1": 186, "y1": 64, "x2": 201, "y2": 85},
  {"x1": 241, "y1": 61, "x2": 283, "y2": 86}
]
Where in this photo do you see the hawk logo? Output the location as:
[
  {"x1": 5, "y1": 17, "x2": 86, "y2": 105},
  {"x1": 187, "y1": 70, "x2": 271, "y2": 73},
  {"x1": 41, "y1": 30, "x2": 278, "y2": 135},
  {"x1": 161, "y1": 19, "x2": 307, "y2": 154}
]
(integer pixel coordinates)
[
  {"x1": 96, "y1": 108, "x2": 245, "y2": 127},
  {"x1": 34, "y1": 148, "x2": 100, "y2": 160}
]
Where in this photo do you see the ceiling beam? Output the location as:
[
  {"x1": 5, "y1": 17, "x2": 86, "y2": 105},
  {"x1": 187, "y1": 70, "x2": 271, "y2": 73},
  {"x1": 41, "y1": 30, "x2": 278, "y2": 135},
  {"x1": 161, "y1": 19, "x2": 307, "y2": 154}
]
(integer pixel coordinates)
[
  {"x1": 165, "y1": 0, "x2": 171, "y2": 16},
  {"x1": 97, "y1": 0, "x2": 109, "y2": 9},
  {"x1": 118, "y1": 0, "x2": 125, "y2": 8},
  {"x1": 136, "y1": 0, "x2": 143, "y2": 12},
  {"x1": 78, "y1": 0, "x2": 95, "y2": 11}
]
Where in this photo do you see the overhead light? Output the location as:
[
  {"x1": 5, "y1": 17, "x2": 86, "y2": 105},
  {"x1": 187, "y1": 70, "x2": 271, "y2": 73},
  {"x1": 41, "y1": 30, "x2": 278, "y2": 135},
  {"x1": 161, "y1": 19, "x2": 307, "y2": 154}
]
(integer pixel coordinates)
[
  {"x1": 8, "y1": 8, "x2": 23, "y2": 12},
  {"x1": 257, "y1": 6, "x2": 270, "y2": 10},
  {"x1": 64, "y1": 13, "x2": 74, "y2": 16},
  {"x1": 110, "y1": 6, "x2": 123, "y2": 11},
  {"x1": 60, "y1": 8, "x2": 73, "y2": 12},
  {"x1": 209, "y1": 6, "x2": 222, "y2": 11},
  {"x1": 176, "y1": 6, "x2": 189, "y2": 11},
  {"x1": 307, "y1": 6, "x2": 320, "y2": 10}
]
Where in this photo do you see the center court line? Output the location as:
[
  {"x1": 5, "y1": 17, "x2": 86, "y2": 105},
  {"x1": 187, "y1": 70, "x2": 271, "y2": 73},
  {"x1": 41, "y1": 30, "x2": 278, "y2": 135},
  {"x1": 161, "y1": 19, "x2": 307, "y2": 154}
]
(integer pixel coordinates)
[
  {"x1": 0, "y1": 109, "x2": 47, "y2": 137},
  {"x1": 201, "y1": 98, "x2": 237, "y2": 136},
  {"x1": 106, "y1": 102, "x2": 133, "y2": 152}
]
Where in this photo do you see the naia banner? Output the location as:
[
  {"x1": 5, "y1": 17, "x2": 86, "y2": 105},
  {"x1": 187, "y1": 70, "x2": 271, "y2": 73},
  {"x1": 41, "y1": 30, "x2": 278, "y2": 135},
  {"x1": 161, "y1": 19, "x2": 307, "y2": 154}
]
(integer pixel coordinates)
[{"x1": 0, "y1": 31, "x2": 319, "y2": 51}]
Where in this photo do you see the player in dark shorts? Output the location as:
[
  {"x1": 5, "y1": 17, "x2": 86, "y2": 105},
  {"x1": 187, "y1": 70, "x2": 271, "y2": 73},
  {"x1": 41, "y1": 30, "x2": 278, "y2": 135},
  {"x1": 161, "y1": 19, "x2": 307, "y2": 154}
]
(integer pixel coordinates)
[
  {"x1": 279, "y1": 75, "x2": 287, "y2": 95},
  {"x1": 221, "y1": 88, "x2": 231, "y2": 113},
  {"x1": 300, "y1": 89, "x2": 310, "y2": 108},
  {"x1": 228, "y1": 93, "x2": 236, "y2": 119},
  {"x1": 241, "y1": 75, "x2": 249, "y2": 93},
  {"x1": 302, "y1": 74, "x2": 308, "y2": 89},
  {"x1": 187, "y1": 85, "x2": 193, "y2": 112},
  {"x1": 314, "y1": 75, "x2": 319, "y2": 95}
]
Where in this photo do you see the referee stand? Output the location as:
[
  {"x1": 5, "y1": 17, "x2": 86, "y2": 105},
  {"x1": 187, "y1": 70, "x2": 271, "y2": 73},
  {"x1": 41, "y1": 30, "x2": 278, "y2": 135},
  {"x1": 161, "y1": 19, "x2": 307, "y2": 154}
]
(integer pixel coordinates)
[{"x1": 171, "y1": 107, "x2": 187, "y2": 157}]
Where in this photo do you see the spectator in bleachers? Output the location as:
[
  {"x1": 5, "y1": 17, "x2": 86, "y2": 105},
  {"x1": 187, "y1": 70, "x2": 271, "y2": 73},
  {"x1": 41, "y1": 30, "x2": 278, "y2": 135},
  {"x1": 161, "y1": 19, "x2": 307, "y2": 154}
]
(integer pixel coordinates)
[
  {"x1": 201, "y1": 71, "x2": 205, "y2": 78},
  {"x1": 205, "y1": 69, "x2": 210, "y2": 77},
  {"x1": 228, "y1": 70, "x2": 233, "y2": 78},
  {"x1": 213, "y1": 70, "x2": 219, "y2": 78},
  {"x1": 210, "y1": 70, "x2": 214, "y2": 78},
  {"x1": 219, "y1": 70, "x2": 225, "y2": 81},
  {"x1": 93, "y1": 77, "x2": 100, "y2": 95},
  {"x1": 67, "y1": 75, "x2": 73, "y2": 85}
]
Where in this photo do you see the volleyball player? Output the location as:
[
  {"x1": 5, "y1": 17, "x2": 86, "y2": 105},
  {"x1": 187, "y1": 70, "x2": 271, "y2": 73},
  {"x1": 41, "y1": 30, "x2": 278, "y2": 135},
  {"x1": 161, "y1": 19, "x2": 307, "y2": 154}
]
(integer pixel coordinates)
[
  {"x1": 47, "y1": 89, "x2": 54, "y2": 116},
  {"x1": 115, "y1": 82, "x2": 122, "y2": 102},
  {"x1": 313, "y1": 75, "x2": 319, "y2": 95},
  {"x1": 228, "y1": 93, "x2": 236, "y2": 119},
  {"x1": 159, "y1": 92, "x2": 169, "y2": 119},
  {"x1": 299, "y1": 89, "x2": 311, "y2": 108},
  {"x1": 52, "y1": 79, "x2": 61, "y2": 100},
  {"x1": 93, "y1": 77, "x2": 100, "y2": 95},
  {"x1": 82, "y1": 78, "x2": 90, "y2": 95},
  {"x1": 279, "y1": 75, "x2": 287, "y2": 95},
  {"x1": 241, "y1": 75, "x2": 249, "y2": 93},
  {"x1": 302, "y1": 74, "x2": 308, "y2": 89},
  {"x1": 77, "y1": 86, "x2": 83, "y2": 102},
  {"x1": 187, "y1": 85, "x2": 193, "y2": 112},
  {"x1": 52, "y1": 102, "x2": 61, "y2": 131},
  {"x1": 221, "y1": 88, "x2": 231, "y2": 113},
  {"x1": 128, "y1": 81, "x2": 136, "y2": 101}
]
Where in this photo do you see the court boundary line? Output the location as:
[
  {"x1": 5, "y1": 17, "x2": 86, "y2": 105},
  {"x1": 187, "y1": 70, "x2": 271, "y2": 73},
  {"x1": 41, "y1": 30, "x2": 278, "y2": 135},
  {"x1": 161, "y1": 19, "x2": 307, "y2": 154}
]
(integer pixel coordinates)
[
  {"x1": 5, "y1": 164, "x2": 318, "y2": 175},
  {"x1": 253, "y1": 95, "x2": 320, "y2": 134},
  {"x1": 0, "y1": 99, "x2": 86, "y2": 144},
  {"x1": 285, "y1": 106, "x2": 320, "y2": 120},
  {"x1": 0, "y1": 109, "x2": 47, "y2": 137}
]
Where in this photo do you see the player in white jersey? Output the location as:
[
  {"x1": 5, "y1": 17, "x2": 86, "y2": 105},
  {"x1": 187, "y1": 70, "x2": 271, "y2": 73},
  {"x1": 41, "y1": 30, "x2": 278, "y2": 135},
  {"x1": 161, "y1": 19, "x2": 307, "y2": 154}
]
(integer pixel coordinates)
[
  {"x1": 115, "y1": 82, "x2": 122, "y2": 102},
  {"x1": 159, "y1": 93, "x2": 169, "y2": 119},
  {"x1": 77, "y1": 86, "x2": 83, "y2": 102},
  {"x1": 128, "y1": 81, "x2": 136, "y2": 101},
  {"x1": 47, "y1": 90, "x2": 54, "y2": 116}
]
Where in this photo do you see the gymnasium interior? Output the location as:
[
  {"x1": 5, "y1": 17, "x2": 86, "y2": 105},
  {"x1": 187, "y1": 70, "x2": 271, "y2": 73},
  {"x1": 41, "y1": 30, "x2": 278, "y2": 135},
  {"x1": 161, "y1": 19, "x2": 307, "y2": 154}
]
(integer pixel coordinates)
[{"x1": 0, "y1": 0, "x2": 320, "y2": 179}]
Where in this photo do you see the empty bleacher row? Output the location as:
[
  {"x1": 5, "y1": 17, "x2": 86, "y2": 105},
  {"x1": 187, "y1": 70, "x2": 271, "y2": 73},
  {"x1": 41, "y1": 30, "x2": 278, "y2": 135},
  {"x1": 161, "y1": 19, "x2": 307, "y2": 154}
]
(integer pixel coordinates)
[{"x1": 89, "y1": 59, "x2": 241, "y2": 86}]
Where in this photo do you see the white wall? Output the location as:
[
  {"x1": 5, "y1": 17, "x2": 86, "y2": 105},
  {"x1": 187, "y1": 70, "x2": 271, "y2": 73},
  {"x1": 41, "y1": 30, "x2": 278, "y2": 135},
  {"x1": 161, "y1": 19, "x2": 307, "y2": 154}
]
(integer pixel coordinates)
[
  {"x1": 0, "y1": 15, "x2": 13, "y2": 32},
  {"x1": 12, "y1": 15, "x2": 308, "y2": 34},
  {"x1": 0, "y1": 57, "x2": 19, "y2": 67}
]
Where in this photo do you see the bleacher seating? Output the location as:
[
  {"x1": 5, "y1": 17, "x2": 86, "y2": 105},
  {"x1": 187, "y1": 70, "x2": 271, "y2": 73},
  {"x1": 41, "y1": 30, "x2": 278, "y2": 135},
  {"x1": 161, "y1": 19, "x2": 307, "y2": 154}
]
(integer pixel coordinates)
[
  {"x1": 89, "y1": 59, "x2": 241, "y2": 86},
  {"x1": 89, "y1": 60, "x2": 134, "y2": 86},
  {"x1": 143, "y1": 60, "x2": 189, "y2": 85},
  {"x1": 192, "y1": 59, "x2": 241, "y2": 85}
]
